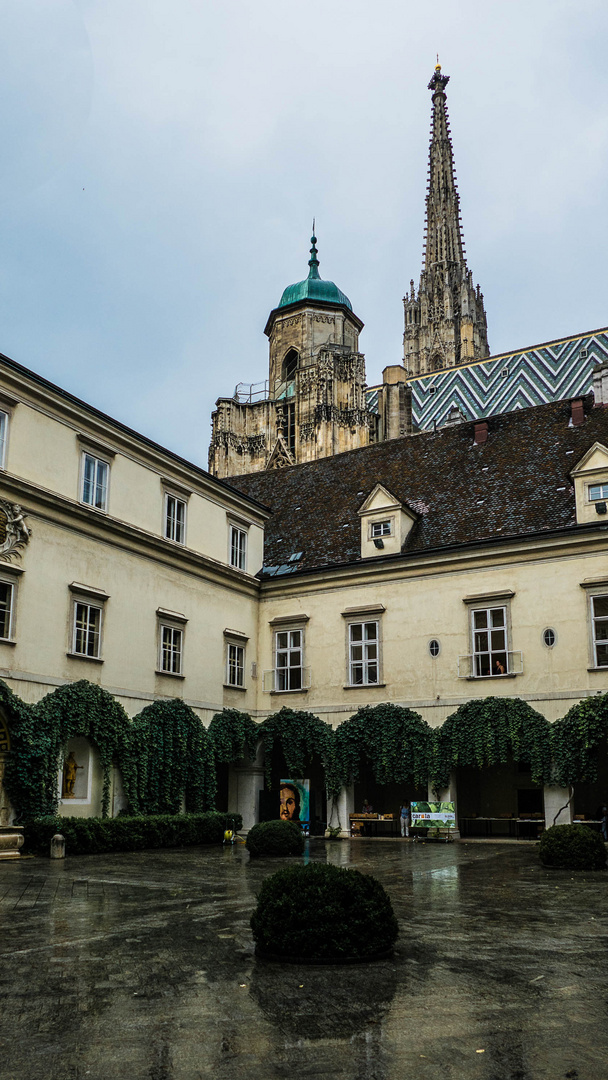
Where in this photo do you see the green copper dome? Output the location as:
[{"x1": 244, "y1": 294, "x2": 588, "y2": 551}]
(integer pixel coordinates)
[{"x1": 278, "y1": 231, "x2": 352, "y2": 312}]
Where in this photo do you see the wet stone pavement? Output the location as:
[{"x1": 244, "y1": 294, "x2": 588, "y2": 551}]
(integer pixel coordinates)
[{"x1": 0, "y1": 840, "x2": 607, "y2": 1080}]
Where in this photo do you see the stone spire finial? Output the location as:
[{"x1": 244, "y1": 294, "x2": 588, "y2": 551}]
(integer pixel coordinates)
[
  {"x1": 402, "y1": 67, "x2": 490, "y2": 374},
  {"x1": 308, "y1": 221, "x2": 320, "y2": 280}
]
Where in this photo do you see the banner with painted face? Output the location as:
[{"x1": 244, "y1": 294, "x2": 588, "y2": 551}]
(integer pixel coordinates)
[
  {"x1": 279, "y1": 778, "x2": 310, "y2": 824},
  {"x1": 411, "y1": 801, "x2": 456, "y2": 829}
]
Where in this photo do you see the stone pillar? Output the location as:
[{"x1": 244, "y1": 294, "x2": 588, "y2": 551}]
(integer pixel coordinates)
[
  {"x1": 0, "y1": 826, "x2": 24, "y2": 859},
  {"x1": 326, "y1": 785, "x2": 354, "y2": 838},
  {"x1": 428, "y1": 772, "x2": 460, "y2": 839},
  {"x1": 543, "y1": 785, "x2": 573, "y2": 828},
  {"x1": 228, "y1": 741, "x2": 265, "y2": 832}
]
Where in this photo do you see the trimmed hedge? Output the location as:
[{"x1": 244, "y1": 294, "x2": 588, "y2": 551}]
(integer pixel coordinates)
[
  {"x1": 23, "y1": 812, "x2": 242, "y2": 856},
  {"x1": 246, "y1": 819, "x2": 305, "y2": 858},
  {"x1": 251, "y1": 863, "x2": 399, "y2": 961},
  {"x1": 539, "y1": 824, "x2": 607, "y2": 871}
]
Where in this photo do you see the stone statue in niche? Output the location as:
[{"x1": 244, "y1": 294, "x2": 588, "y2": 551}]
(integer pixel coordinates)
[
  {"x1": 62, "y1": 751, "x2": 83, "y2": 798},
  {"x1": 0, "y1": 500, "x2": 31, "y2": 562}
]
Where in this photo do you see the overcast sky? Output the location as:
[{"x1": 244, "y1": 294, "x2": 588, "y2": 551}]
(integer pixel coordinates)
[{"x1": 0, "y1": 0, "x2": 607, "y2": 466}]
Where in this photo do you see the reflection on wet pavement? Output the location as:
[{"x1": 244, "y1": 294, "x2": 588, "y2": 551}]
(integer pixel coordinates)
[{"x1": 0, "y1": 839, "x2": 606, "y2": 1079}]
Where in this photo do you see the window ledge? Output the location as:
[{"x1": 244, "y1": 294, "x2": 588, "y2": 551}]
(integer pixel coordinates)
[
  {"x1": 79, "y1": 502, "x2": 108, "y2": 516},
  {"x1": 224, "y1": 683, "x2": 247, "y2": 692},
  {"x1": 0, "y1": 638, "x2": 16, "y2": 647},
  {"x1": 343, "y1": 683, "x2": 386, "y2": 690},
  {"x1": 66, "y1": 652, "x2": 103, "y2": 664},
  {"x1": 465, "y1": 673, "x2": 518, "y2": 681},
  {"x1": 155, "y1": 670, "x2": 185, "y2": 679},
  {"x1": 269, "y1": 688, "x2": 309, "y2": 695},
  {"x1": 587, "y1": 666, "x2": 608, "y2": 672}
]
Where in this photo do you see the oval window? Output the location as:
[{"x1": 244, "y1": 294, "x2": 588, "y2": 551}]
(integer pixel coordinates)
[
  {"x1": 542, "y1": 628, "x2": 556, "y2": 648},
  {"x1": 429, "y1": 639, "x2": 440, "y2": 657}
]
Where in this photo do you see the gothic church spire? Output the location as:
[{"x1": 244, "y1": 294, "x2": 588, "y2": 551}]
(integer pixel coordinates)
[{"x1": 403, "y1": 65, "x2": 489, "y2": 374}]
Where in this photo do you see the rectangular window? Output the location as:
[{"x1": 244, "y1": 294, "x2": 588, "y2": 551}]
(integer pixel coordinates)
[
  {"x1": 73, "y1": 602, "x2": 102, "y2": 658},
  {"x1": 349, "y1": 621, "x2": 379, "y2": 685},
  {"x1": 0, "y1": 411, "x2": 8, "y2": 469},
  {"x1": 275, "y1": 628, "x2": 303, "y2": 691},
  {"x1": 592, "y1": 595, "x2": 608, "y2": 667},
  {"x1": 160, "y1": 624, "x2": 183, "y2": 675},
  {"x1": 472, "y1": 606, "x2": 508, "y2": 677},
  {"x1": 230, "y1": 525, "x2": 247, "y2": 571},
  {"x1": 226, "y1": 643, "x2": 245, "y2": 687},
  {"x1": 589, "y1": 484, "x2": 608, "y2": 501},
  {"x1": 370, "y1": 520, "x2": 392, "y2": 538},
  {"x1": 0, "y1": 581, "x2": 13, "y2": 639},
  {"x1": 165, "y1": 494, "x2": 186, "y2": 544},
  {"x1": 82, "y1": 453, "x2": 109, "y2": 511}
]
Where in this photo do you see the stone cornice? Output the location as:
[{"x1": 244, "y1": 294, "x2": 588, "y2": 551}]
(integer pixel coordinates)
[
  {"x1": 0, "y1": 472, "x2": 261, "y2": 599},
  {"x1": 259, "y1": 525, "x2": 608, "y2": 599}
]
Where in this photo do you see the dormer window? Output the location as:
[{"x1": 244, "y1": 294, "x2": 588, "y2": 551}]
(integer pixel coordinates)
[
  {"x1": 589, "y1": 484, "x2": 608, "y2": 501},
  {"x1": 571, "y1": 442, "x2": 608, "y2": 523},
  {"x1": 370, "y1": 520, "x2": 392, "y2": 539},
  {"x1": 358, "y1": 484, "x2": 417, "y2": 559}
]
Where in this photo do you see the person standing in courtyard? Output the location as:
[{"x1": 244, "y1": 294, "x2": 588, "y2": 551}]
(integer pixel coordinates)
[{"x1": 400, "y1": 801, "x2": 411, "y2": 838}]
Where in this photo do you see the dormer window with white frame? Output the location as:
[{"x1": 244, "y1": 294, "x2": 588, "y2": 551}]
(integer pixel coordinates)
[
  {"x1": 571, "y1": 442, "x2": 608, "y2": 523},
  {"x1": 358, "y1": 484, "x2": 416, "y2": 559}
]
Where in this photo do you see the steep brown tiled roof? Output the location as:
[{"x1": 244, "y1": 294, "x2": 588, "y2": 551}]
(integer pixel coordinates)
[{"x1": 228, "y1": 397, "x2": 608, "y2": 577}]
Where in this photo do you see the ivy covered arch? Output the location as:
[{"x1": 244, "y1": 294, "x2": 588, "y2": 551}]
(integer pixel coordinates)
[
  {"x1": 551, "y1": 692, "x2": 608, "y2": 788},
  {"x1": 207, "y1": 708, "x2": 260, "y2": 765},
  {"x1": 0, "y1": 678, "x2": 42, "y2": 821},
  {"x1": 432, "y1": 696, "x2": 553, "y2": 792},
  {"x1": 259, "y1": 707, "x2": 333, "y2": 790},
  {"x1": 331, "y1": 703, "x2": 433, "y2": 798},
  {"x1": 127, "y1": 699, "x2": 216, "y2": 815}
]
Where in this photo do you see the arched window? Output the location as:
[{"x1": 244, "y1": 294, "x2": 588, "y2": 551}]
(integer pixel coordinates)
[
  {"x1": 282, "y1": 349, "x2": 299, "y2": 384},
  {"x1": 430, "y1": 354, "x2": 443, "y2": 373}
]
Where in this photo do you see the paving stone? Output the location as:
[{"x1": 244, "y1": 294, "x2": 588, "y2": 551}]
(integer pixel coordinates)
[{"x1": 0, "y1": 841, "x2": 607, "y2": 1078}]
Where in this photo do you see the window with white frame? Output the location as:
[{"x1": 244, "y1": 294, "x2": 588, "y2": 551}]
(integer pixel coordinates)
[
  {"x1": 348, "y1": 621, "x2": 379, "y2": 685},
  {"x1": 164, "y1": 493, "x2": 186, "y2": 544},
  {"x1": 0, "y1": 580, "x2": 14, "y2": 640},
  {"x1": 589, "y1": 483, "x2": 608, "y2": 502},
  {"x1": 226, "y1": 642, "x2": 245, "y2": 687},
  {"x1": 159, "y1": 624, "x2": 183, "y2": 675},
  {"x1": 370, "y1": 520, "x2": 392, "y2": 539},
  {"x1": 81, "y1": 452, "x2": 109, "y2": 511},
  {"x1": 230, "y1": 524, "x2": 247, "y2": 571},
  {"x1": 73, "y1": 601, "x2": 102, "y2": 658},
  {"x1": 0, "y1": 411, "x2": 8, "y2": 469},
  {"x1": 275, "y1": 628, "x2": 303, "y2": 691},
  {"x1": 591, "y1": 595, "x2": 608, "y2": 667},
  {"x1": 471, "y1": 606, "x2": 508, "y2": 677}
]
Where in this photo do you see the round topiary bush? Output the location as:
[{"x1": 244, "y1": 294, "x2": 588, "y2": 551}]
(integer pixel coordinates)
[
  {"x1": 539, "y1": 824, "x2": 607, "y2": 871},
  {"x1": 250, "y1": 863, "x2": 399, "y2": 961},
  {"x1": 246, "y1": 819, "x2": 305, "y2": 858}
]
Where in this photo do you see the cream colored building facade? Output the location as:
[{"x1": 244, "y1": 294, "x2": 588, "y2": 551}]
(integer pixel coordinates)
[{"x1": 1, "y1": 345, "x2": 608, "y2": 833}]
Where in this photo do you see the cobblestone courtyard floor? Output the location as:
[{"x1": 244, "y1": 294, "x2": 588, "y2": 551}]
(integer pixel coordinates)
[{"x1": 1, "y1": 838, "x2": 607, "y2": 1080}]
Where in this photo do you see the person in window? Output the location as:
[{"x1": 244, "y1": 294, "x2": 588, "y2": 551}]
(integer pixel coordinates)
[
  {"x1": 494, "y1": 658, "x2": 506, "y2": 675},
  {"x1": 362, "y1": 799, "x2": 373, "y2": 814},
  {"x1": 279, "y1": 783, "x2": 301, "y2": 823},
  {"x1": 400, "y1": 801, "x2": 411, "y2": 838}
]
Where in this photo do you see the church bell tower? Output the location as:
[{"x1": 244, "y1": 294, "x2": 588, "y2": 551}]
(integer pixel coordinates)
[
  {"x1": 403, "y1": 65, "x2": 490, "y2": 375},
  {"x1": 209, "y1": 230, "x2": 372, "y2": 478}
]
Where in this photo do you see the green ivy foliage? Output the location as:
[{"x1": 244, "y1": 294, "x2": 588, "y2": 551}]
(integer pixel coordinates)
[
  {"x1": 127, "y1": 699, "x2": 216, "y2": 815},
  {"x1": 550, "y1": 693, "x2": 608, "y2": 787},
  {"x1": 432, "y1": 696, "x2": 553, "y2": 791},
  {"x1": 331, "y1": 703, "x2": 432, "y2": 797},
  {"x1": 1, "y1": 679, "x2": 47, "y2": 822},
  {"x1": 207, "y1": 708, "x2": 260, "y2": 764},
  {"x1": 259, "y1": 706, "x2": 333, "y2": 789},
  {"x1": 5, "y1": 680, "x2": 131, "y2": 820}
]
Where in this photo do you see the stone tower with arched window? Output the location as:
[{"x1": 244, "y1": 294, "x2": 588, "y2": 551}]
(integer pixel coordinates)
[
  {"x1": 209, "y1": 232, "x2": 373, "y2": 478},
  {"x1": 403, "y1": 65, "x2": 490, "y2": 375}
]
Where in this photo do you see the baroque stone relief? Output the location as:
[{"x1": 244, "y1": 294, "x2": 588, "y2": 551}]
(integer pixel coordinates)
[{"x1": 0, "y1": 500, "x2": 31, "y2": 563}]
